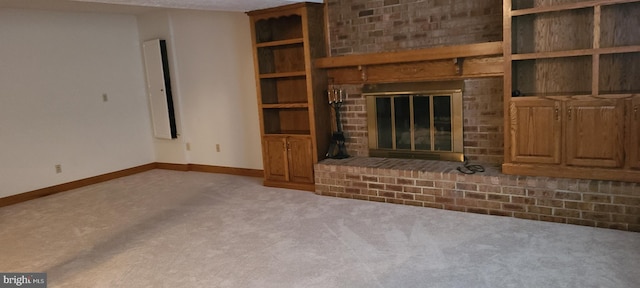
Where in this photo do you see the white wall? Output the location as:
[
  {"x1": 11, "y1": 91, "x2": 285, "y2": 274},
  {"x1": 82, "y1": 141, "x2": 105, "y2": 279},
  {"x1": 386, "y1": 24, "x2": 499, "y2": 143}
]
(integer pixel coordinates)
[
  {"x1": 0, "y1": 9, "x2": 154, "y2": 197},
  {"x1": 137, "y1": 10, "x2": 262, "y2": 170},
  {"x1": 0, "y1": 7, "x2": 263, "y2": 198},
  {"x1": 170, "y1": 10, "x2": 262, "y2": 169}
]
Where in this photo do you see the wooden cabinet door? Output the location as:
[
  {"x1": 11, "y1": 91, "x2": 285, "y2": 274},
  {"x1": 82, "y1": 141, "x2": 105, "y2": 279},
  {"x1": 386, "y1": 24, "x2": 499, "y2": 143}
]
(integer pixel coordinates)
[
  {"x1": 566, "y1": 99, "x2": 625, "y2": 168},
  {"x1": 510, "y1": 99, "x2": 562, "y2": 164},
  {"x1": 629, "y1": 97, "x2": 640, "y2": 169},
  {"x1": 263, "y1": 136, "x2": 288, "y2": 182},
  {"x1": 287, "y1": 136, "x2": 314, "y2": 183}
]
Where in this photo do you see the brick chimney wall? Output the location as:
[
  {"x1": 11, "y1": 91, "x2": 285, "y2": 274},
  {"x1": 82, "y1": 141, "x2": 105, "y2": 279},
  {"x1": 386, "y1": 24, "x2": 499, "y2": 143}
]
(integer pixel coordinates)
[{"x1": 326, "y1": 0, "x2": 503, "y2": 56}]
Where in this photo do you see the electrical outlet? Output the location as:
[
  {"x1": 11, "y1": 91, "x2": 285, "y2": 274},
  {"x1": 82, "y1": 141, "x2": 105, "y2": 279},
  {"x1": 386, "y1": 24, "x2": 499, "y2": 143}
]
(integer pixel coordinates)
[
  {"x1": 216, "y1": 144, "x2": 220, "y2": 152},
  {"x1": 186, "y1": 142, "x2": 191, "y2": 151},
  {"x1": 102, "y1": 93, "x2": 108, "y2": 102},
  {"x1": 55, "y1": 164, "x2": 62, "y2": 174}
]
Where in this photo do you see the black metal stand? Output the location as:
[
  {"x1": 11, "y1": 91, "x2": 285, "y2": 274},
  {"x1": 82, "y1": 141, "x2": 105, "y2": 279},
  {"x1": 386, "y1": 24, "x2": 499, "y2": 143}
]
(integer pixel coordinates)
[{"x1": 326, "y1": 91, "x2": 350, "y2": 159}]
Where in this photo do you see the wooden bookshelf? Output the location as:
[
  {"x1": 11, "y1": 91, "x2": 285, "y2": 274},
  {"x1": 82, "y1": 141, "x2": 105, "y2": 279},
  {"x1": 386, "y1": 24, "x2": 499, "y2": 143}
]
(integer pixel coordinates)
[{"x1": 248, "y1": 3, "x2": 329, "y2": 191}]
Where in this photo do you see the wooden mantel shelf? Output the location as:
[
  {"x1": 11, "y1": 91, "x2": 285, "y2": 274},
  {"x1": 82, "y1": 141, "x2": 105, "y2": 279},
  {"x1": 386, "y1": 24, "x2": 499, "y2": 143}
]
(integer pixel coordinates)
[
  {"x1": 314, "y1": 42, "x2": 504, "y2": 84},
  {"x1": 315, "y1": 42, "x2": 503, "y2": 68}
]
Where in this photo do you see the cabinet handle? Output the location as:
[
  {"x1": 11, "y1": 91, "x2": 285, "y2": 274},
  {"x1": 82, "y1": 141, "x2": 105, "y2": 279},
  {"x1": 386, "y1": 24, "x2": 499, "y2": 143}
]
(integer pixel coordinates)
[
  {"x1": 555, "y1": 108, "x2": 559, "y2": 121},
  {"x1": 568, "y1": 107, "x2": 572, "y2": 121},
  {"x1": 635, "y1": 105, "x2": 638, "y2": 121}
]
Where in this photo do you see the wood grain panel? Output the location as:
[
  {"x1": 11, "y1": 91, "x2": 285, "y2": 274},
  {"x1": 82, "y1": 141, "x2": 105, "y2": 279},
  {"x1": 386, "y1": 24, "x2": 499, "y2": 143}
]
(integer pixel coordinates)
[
  {"x1": 262, "y1": 108, "x2": 311, "y2": 134},
  {"x1": 600, "y1": 1, "x2": 640, "y2": 48},
  {"x1": 263, "y1": 136, "x2": 288, "y2": 181},
  {"x1": 629, "y1": 96, "x2": 640, "y2": 169},
  {"x1": 565, "y1": 98, "x2": 625, "y2": 167},
  {"x1": 262, "y1": 109, "x2": 282, "y2": 134},
  {"x1": 531, "y1": 56, "x2": 592, "y2": 96},
  {"x1": 510, "y1": 98, "x2": 562, "y2": 164},
  {"x1": 276, "y1": 77, "x2": 308, "y2": 103},
  {"x1": 513, "y1": 14, "x2": 535, "y2": 54},
  {"x1": 502, "y1": 162, "x2": 640, "y2": 182},
  {"x1": 188, "y1": 164, "x2": 264, "y2": 178},
  {"x1": 599, "y1": 52, "x2": 640, "y2": 94},
  {"x1": 275, "y1": 45, "x2": 305, "y2": 73},
  {"x1": 257, "y1": 46, "x2": 276, "y2": 74},
  {"x1": 252, "y1": 14, "x2": 303, "y2": 42},
  {"x1": 365, "y1": 60, "x2": 456, "y2": 83},
  {"x1": 157, "y1": 163, "x2": 264, "y2": 177},
  {"x1": 287, "y1": 136, "x2": 314, "y2": 183},
  {"x1": 258, "y1": 44, "x2": 305, "y2": 74},
  {"x1": 259, "y1": 78, "x2": 278, "y2": 104},
  {"x1": 326, "y1": 57, "x2": 503, "y2": 84},
  {"x1": 504, "y1": 0, "x2": 514, "y2": 164},
  {"x1": 306, "y1": 3, "x2": 331, "y2": 162},
  {"x1": 533, "y1": 8, "x2": 593, "y2": 53},
  {"x1": 513, "y1": 0, "x2": 638, "y2": 15},
  {"x1": 278, "y1": 108, "x2": 311, "y2": 133},
  {"x1": 462, "y1": 56, "x2": 505, "y2": 76},
  {"x1": 315, "y1": 42, "x2": 503, "y2": 68}
]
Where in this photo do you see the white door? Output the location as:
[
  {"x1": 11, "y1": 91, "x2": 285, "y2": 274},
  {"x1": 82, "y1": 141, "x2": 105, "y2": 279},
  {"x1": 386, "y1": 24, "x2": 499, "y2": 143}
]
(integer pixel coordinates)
[{"x1": 143, "y1": 39, "x2": 176, "y2": 139}]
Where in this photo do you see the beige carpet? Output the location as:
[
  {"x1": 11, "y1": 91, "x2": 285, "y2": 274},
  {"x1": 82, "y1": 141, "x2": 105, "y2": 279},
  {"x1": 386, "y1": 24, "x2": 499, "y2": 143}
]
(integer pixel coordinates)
[{"x1": 1, "y1": 169, "x2": 639, "y2": 287}]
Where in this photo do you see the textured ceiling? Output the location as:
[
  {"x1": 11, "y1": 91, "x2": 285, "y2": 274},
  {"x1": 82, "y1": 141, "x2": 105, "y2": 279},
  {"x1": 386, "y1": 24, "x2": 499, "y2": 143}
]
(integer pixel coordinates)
[{"x1": 0, "y1": 0, "x2": 323, "y2": 13}]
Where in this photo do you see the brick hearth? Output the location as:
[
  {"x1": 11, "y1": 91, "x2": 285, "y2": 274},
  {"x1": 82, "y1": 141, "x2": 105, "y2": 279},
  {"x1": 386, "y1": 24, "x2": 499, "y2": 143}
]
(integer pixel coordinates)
[{"x1": 315, "y1": 157, "x2": 640, "y2": 232}]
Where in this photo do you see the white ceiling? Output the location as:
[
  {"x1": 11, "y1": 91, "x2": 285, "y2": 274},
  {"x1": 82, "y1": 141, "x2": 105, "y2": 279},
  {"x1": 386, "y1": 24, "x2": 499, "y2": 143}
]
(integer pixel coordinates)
[{"x1": 0, "y1": 0, "x2": 323, "y2": 13}]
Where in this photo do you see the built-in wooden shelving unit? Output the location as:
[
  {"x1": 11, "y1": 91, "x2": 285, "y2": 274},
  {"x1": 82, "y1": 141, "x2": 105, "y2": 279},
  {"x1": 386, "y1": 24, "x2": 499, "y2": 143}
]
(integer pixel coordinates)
[
  {"x1": 248, "y1": 2, "x2": 330, "y2": 191},
  {"x1": 503, "y1": 0, "x2": 640, "y2": 182}
]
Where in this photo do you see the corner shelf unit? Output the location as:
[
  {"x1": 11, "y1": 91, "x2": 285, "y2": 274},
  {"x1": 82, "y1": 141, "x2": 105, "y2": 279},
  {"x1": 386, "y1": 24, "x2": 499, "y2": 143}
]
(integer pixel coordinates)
[
  {"x1": 248, "y1": 3, "x2": 330, "y2": 191},
  {"x1": 503, "y1": 0, "x2": 640, "y2": 182}
]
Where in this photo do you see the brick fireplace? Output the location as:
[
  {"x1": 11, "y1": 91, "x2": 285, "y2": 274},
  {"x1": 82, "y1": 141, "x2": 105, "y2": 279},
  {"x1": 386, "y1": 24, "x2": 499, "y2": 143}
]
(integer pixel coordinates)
[
  {"x1": 315, "y1": 0, "x2": 640, "y2": 232},
  {"x1": 323, "y1": 0, "x2": 505, "y2": 164},
  {"x1": 334, "y1": 78, "x2": 504, "y2": 165}
]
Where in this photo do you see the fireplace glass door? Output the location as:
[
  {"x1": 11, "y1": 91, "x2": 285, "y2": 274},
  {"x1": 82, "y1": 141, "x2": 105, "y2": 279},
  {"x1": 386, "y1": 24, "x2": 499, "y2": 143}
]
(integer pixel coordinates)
[{"x1": 365, "y1": 81, "x2": 463, "y2": 161}]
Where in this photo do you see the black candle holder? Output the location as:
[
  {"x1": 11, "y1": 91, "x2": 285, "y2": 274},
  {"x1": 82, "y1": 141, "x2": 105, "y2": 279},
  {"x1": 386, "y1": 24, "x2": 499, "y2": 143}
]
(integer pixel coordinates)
[{"x1": 326, "y1": 88, "x2": 350, "y2": 159}]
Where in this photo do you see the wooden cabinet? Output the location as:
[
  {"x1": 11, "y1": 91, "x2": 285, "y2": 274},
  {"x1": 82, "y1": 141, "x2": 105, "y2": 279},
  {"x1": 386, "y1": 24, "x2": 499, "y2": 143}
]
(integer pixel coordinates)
[
  {"x1": 509, "y1": 98, "x2": 624, "y2": 168},
  {"x1": 263, "y1": 136, "x2": 314, "y2": 184},
  {"x1": 565, "y1": 98, "x2": 625, "y2": 168},
  {"x1": 503, "y1": 0, "x2": 640, "y2": 182},
  {"x1": 248, "y1": 3, "x2": 329, "y2": 191},
  {"x1": 509, "y1": 98, "x2": 561, "y2": 164}
]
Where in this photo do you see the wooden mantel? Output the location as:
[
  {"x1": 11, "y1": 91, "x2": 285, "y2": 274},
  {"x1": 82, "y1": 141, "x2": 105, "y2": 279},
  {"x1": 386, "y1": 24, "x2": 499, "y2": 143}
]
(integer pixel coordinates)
[{"x1": 314, "y1": 42, "x2": 504, "y2": 84}]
